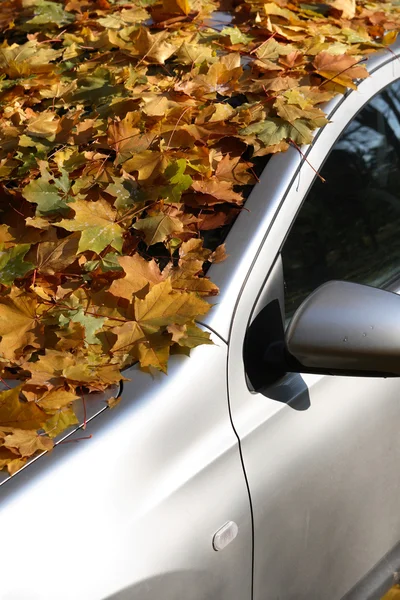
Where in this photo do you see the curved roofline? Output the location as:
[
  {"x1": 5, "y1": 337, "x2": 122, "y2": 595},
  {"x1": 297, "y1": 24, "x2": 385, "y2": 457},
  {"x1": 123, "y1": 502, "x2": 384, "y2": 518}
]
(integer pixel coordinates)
[{"x1": 202, "y1": 39, "x2": 400, "y2": 341}]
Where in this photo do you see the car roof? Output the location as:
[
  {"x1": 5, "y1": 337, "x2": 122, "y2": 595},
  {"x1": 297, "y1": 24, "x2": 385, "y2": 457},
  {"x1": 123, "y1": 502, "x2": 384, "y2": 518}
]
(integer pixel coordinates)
[{"x1": 202, "y1": 40, "x2": 400, "y2": 341}]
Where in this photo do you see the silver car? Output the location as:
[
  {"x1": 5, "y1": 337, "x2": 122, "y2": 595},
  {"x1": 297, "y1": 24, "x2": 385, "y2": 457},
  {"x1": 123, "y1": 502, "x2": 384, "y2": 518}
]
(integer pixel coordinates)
[{"x1": 1, "y1": 41, "x2": 400, "y2": 600}]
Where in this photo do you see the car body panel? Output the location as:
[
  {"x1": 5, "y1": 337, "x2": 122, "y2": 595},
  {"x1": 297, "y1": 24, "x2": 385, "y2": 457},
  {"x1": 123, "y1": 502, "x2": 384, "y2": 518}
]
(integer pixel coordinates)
[
  {"x1": 225, "y1": 46, "x2": 400, "y2": 600},
  {"x1": 0, "y1": 335, "x2": 252, "y2": 600}
]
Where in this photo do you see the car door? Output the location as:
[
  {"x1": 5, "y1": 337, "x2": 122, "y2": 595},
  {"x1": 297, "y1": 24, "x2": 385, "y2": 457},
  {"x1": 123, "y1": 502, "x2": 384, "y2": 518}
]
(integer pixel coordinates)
[{"x1": 227, "y1": 59, "x2": 400, "y2": 600}]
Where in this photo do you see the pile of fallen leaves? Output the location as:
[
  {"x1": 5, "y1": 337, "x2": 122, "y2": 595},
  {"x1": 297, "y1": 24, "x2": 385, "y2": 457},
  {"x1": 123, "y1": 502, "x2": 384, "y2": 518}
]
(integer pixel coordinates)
[{"x1": 0, "y1": 0, "x2": 398, "y2": 474}]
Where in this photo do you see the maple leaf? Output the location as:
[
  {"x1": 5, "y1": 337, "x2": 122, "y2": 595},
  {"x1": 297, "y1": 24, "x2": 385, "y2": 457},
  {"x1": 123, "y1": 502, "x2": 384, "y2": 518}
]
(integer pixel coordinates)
[
  {"x1": 163, "y1": 0, "x2": 190, "y2": 15},
  {"x1": 123, "y1": 151, "x2": 168, "y2": 181},
  {"x1": 240, "y1": 117, "x2": 316, "y2": 146},
  {"x1": 107, "y1": 112, "x2": 152, "y2": 164},
  {"x1": 169, "y1": 321, "x2": 213, "y2": 348},
  {"x1": 135, "y1": 279, "x2": 210, "y2": 330},
  {"x1": 0, "y1": 243, "x2": 34, "y2": 285},
  {"x1": 215, "y1": 155, "x2": 254, "y2": 185},
  {"x1": 137, "y1": 333, "x2": 171, "y2": 373},
  {"x1": 274, "y1": 99, "x2": 329, "y2": 126},
  {"x1": 326, "y1": 0, "x2": 356, "y2": 19},
  {"x1": 37, "y1": 389, "x2": 80, "y2": 413},
  {"x1": 0, "y1": 387, "x2": 47, "y2": 430},
  {"x1": 135, "y1": 27, "x2": 177, "y2": 64},
  {"x1": 26, "y1": 0, "x2": 74, "y2": 27},
  {"x1": 22, "y1": 162, "x2": 72, "y2": 216},
  {"x1": 3, "y1": 428, "x2": 53, "y2": 457},
  {"x1": 109, "y1": 255, "x2": 164, "y2": 300},
  {"x1": 34, "y1": 234, "x2": 79, "y2": 275},
  {"x1": 191, "y1": 178, "x2": 243, "y2": 204},
  {"x1": 313, "y1": 52, "x2": 369, "y2": 89},
  {"x1": 26, "y1": 112, "x2": 60, "y2": 141},
  {"x1": 57, "y1": 198, "x2": 124, "y2": 254},
  {"x1": 165, "y1": 238, "x2": 219, "y2": 295},
  {"x1": 43, "y1": 408, "x2": 79, "y2": 438},
  {"x1": 24, "y1": 350, "x2": 75, "y2": 387},
  {"x1": 59, "y1": 308, "x2": 106, "y2": 345},
  {"x1": 134, "y1": 214, "x2": 184, "y2": 245},
  {"x1": 0, "y1": 288, "x2": 41, "y2": 360},
  {"x1": 162, "y1": 159, "x2": 193, "y2": 202}
]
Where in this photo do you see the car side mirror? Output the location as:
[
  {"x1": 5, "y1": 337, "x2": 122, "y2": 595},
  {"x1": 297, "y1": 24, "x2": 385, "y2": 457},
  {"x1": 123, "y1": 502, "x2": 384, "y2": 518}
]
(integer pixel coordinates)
[{"x1": 244, "y1": 280, "x2": 400, "y2": 391}]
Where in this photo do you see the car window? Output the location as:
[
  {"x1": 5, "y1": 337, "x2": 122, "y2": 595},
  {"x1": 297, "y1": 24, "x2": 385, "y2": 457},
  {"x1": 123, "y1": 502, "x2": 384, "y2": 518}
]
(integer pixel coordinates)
[{"x1": 282, "y1": 78, "x2": 400, "y2": 319}]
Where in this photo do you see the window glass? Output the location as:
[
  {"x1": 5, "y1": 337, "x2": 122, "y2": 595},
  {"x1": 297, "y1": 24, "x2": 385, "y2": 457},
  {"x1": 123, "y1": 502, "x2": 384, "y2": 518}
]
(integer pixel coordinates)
[{"x1": 282, "y1": 79, "x2": 400, "y2": 319}]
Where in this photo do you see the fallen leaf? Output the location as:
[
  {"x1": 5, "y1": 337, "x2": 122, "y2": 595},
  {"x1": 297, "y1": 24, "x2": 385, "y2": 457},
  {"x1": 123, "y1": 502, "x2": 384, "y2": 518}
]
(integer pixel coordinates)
[
  {"x1": 135, "y1": 279, "x2": 210, "y2": 329},
  {"x1": 0, "y1": 387, "x2": 47, "y2": 430},
  {"x1": 57, "y1": 198, "x2": 124, "y2": 254},
  {"x1": 0, "y1": 288, "x2": 41, "y2": 360},
  {"x1": 133, "y1": 215, "x2": 184, "y2": 245},
  {"x1": 313, "y1": 52, "x2": 369, "y2": 89},
  {"x1": 3, "y1": 429, "x2": 53, "y2": 457},
  {"x1": 109, "y1": 255, "x2": 164, "y2": 300}
]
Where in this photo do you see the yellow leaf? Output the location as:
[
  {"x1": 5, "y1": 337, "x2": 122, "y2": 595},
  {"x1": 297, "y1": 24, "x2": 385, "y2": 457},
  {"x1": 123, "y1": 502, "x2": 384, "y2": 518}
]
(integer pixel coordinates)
[
  {"x1": 26, "y1": 112, "x2": 60, "y2": 141},
  {"x1": 57, "y1": 198, "x2": 124, "y2": 254},
  {"x1": 107, "y1": 395, "x2": 122, "y2": 409},
  {"x1": 123, "y1": 151, "x2": 168, "y2": 181},
  {"x1": 137, "y1": 333, "x2": 171, "y2": 373},
  {"x1": 111, "y1": 321, "x2": 146, "y2": 359},
  {"x1": 326, "y1": 0, "x2": 355, "y2": 19},
  {"x1": 135, "y1": 27, "x2": 177, "y2": 64},
  {"x1": 0, "y1": 386, "x2": 47, "y2": 430},
  {"x1": 135, "y1": 279, "x2": 210, "y2": 328},
  {"x1": 383, "y1": 30, "x2": 398, "y2": 46},
  {"x1": 0, "y1": 288, "x2": 41, "y2": 360},
  {"x1": 37, "y1": 389, "x2": 80, "y2": 412},
  {"x1": 25, "y1": 350, "x2": 75, "y2": 387},
  {"x1": 109, "y1": 255, "x2": 164, "y2": 300},
  {"x1": 43, "y1": 408, "x2": 79, "y2": 439},
  {"x1": 3, "y1": 429, "x2": 53, "y2": 457}
]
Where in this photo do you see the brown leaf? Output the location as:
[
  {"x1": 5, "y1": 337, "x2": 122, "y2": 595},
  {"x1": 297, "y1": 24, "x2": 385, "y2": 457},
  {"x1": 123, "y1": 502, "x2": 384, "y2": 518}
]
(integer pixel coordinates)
[
  {"x1": 34, "y1": 234, "x2": 79, "y2": 275},
  {"x1": 210, "y1": 243, "x2": 228, "y2": 263}
]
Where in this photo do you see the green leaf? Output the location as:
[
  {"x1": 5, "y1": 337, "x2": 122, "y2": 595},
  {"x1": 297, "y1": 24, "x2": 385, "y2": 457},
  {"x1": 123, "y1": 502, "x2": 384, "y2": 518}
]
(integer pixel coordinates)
[
  {"x1": 25, "y1": 0, "x2": 75, "y2": 28},
  {"x1": 60, "y1": 308, "x2": 106, "y2": 345},
  {"x1": 73, "y1": 67, "x2": 122, "y2": 103},
  {"x1": 105, "y1": 177, "x2": 138, "y2": 210},
  {"x1": 240, "y1": 117, "x2": 316, "y2": 146},
  {"x1": 0, "y1": 244, "x2": 34, "y2": 285},
  {"x1": 162, "y1": 159, "x2": 193, "y2": 202},
  {"x1": 57, "y1": 198, "x2": 124, "y2": 254},
  {"x1": 22, "y1": 178, "x2": 70, "y2": 215},
  {"x1": 22, "y1": 163, "x2": 72, "y2": 216},
  {"x1": 84, "y1": 252, "x2": 124, "y2": 273},
  {"x1": 220, "y1": 27, "x2": 253, "y2": 45}
]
